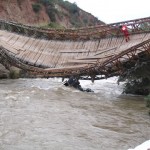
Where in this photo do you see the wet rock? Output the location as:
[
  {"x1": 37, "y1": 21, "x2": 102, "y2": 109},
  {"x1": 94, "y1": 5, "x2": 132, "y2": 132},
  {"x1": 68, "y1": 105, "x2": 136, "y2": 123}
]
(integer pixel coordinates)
[
  {"x1": 64, "y1": 76, "x2": 94, "y2": 92},
  {"x1": 0, "y1": 64, "x2": 9, "y2": 79},
  {"x1": 9, "y1": 66, "x2": 21, "y2": 79}
]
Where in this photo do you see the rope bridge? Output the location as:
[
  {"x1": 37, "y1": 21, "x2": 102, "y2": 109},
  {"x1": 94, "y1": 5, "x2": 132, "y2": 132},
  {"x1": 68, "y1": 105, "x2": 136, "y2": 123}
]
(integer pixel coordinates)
[{"x1": 0, "y1": 17, "x2": 150, "y2": 80}]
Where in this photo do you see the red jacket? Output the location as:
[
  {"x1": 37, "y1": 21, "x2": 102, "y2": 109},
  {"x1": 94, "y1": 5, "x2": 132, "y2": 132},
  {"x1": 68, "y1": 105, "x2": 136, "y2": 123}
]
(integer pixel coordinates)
[{"x1": 121, "y1": 25, "x2": 129, "y2": 36}]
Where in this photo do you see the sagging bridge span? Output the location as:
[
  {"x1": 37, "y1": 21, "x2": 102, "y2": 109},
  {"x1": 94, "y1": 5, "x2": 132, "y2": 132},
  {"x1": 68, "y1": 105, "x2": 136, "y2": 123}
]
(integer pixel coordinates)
[{"x1": 0, "y1": 17, "x2": 150, "y2": 81}]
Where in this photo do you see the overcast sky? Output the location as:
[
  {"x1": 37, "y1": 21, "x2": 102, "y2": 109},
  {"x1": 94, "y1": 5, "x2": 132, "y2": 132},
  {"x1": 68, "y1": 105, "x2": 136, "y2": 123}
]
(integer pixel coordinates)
[{"x1": 66, "y1": 0, "x2": 150, "y2": 23}]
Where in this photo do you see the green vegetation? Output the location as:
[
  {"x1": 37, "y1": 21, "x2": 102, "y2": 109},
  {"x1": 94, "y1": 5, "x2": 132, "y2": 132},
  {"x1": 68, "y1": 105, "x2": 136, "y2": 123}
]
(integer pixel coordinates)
[
  {"x1": 38, "y1": 0, "x2": 80, "y2": 25},
  {"x1": 144, "y1": 94, "x2": 150, "y2": 115},
  {"x1": 117, "y1": 52, "x2": 150, "y2": 115},
  {"x1": 38, "y1": 0, "x2": 58, "y2": 22},
  {"x1": 32, "y1": 0, "x2": 99, "y2": 28},
  {"x1": 39, "y1": 0, "x2": 55, "y2": 6},
  {"x1": 47, "y1": 22, "x2": 64, "y2": 28},
  {"x1": 70, "y1": 14, "x2": 81, "y2": 27},
  {"x1": 120, "y1": 78, "x2": 150, "y2": 95},
  {"x1": 145, "y1": 94, "x2": 150, "y2": 108},
  {"x1": 59, "y1": 1, "x2": 79, "y2": 14},
  {"x1": 40, "y1": 22, "x2": 64, "y2": 29},
  {"x1": 9, "y1": 69, "x2": 20, "y2": 79},
  {"x1": 118, "y1": 53, "x2": 150, "y2": 95},
  {"x1": 32, "y1": 3, "x2": 41, "y2": 13},
  {"x1": 140, "y1": 22, "x2": 150, "y2": 31}
]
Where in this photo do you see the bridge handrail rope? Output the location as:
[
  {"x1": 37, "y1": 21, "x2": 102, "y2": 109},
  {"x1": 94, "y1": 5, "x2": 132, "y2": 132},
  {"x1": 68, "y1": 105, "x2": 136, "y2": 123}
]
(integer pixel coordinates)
[
  {"x1": 1, "y1": 16, "x2": 149, "y2": 31},
  {"x1": 0, "y1": 17, "x2": 150, "y2": 40},
  {"x1": 0, "y1": 46, "x2": 46, "y2": 72},
  {"x1": 0, "y1": 17, "x2": 150, "y2": 78}
]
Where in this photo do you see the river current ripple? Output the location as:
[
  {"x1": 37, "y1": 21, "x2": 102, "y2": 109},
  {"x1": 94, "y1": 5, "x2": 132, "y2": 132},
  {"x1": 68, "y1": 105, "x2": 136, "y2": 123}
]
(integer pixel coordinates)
[{"x1": 0, "y1": 77, "x2": 149, "y2": 150}]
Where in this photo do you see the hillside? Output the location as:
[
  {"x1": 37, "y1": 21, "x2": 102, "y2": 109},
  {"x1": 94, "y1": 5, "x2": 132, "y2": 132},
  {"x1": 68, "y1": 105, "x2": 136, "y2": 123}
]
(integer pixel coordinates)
[
  {"x1": 0, "y1": 0, "x2": 104, "y2": 28},
  {"x1": 0, "y1": 0, "x2": 49, "y2": 25},
  {"x1": 0, "y1": 0, "x2": 106, "y2": 78}
]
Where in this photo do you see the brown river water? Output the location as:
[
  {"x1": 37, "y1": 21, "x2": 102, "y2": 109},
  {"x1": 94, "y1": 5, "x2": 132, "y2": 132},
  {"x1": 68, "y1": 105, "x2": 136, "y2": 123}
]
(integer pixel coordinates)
[{"x1": 0, "y1": 77, "x2": 149, "y2": 150}]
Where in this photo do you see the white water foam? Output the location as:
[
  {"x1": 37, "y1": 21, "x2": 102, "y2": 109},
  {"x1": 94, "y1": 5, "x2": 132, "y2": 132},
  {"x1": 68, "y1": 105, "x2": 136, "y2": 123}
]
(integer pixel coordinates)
[{"x1": 128, "y1": 140, "x2": 150, "y2": 150}]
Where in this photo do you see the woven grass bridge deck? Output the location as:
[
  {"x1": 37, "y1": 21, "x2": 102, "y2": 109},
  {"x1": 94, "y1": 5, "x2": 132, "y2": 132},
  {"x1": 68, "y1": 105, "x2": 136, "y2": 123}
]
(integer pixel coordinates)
[{"x1": 0, "y1": 17, "x2": 150, "y2": 79}]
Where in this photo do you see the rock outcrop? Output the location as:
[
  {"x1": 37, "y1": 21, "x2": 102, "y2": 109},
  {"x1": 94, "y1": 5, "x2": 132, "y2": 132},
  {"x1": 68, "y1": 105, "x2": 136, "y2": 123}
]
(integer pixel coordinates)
[{"x1": 0, "y1": 64, "x2": 9, "y2": 79}]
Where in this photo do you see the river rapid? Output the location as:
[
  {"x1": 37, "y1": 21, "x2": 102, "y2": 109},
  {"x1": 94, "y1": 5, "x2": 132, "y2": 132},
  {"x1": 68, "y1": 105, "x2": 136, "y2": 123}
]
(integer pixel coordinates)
[{"x1": 0, "y1": 77, "x2": 149, "y2": 150}]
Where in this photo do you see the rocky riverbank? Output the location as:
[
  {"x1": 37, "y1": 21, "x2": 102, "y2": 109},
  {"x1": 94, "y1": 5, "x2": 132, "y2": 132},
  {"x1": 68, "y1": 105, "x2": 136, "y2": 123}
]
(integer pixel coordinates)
[
  {"x1": 0, "y1": 64, "x2": 9, "y2": 79},
  {"x1": 0, "y1": 64, "x2": 23, "y2": 79},
  {"x1": 0, "y1": 63, "x2": 42, "y2": 79}
]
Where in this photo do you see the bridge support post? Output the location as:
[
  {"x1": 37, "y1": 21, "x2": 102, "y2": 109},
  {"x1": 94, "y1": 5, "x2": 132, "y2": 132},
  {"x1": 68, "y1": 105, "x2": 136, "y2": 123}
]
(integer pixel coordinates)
[
  {"x1": 91, "y1": 75, "x2": 96, "y2": 83},
  {"x1": 62, "y1": 78, "x2": 64, "y2": 82}
]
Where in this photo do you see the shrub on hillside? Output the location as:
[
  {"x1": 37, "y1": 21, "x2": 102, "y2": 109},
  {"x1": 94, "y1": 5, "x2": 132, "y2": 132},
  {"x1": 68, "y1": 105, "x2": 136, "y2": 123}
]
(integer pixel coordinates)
[
  {"x1": 9, "y1": 69, "x2": 20, "y2": 79},
  {"x1": 48, "y1": 22, "x2": 64, "y2": 29},
  {"x1": 32, "y1": 3, "x2": 41, "y2": 13},
  {"x1": 38, "y1": 0, "x2": 58, "y2": 22},
  {"x1": 39, "y1": 0, "x2": 55, "y2": 6},
  {"x1": 59, "y1": 1, "x2": 79, "y2": 14}
]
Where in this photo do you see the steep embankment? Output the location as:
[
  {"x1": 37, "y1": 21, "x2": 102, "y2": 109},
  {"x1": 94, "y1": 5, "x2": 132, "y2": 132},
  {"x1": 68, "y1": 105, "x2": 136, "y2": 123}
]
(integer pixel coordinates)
[
  {"x1": 0, "y1": 0, "x2": 104, "y2": 28},
  {"x1": 0, "y1": 0, "x2": 50, "y2": 25}
]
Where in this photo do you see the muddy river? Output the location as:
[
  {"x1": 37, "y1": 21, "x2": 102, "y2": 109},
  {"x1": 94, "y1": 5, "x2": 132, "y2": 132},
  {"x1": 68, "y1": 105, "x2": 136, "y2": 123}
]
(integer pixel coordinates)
[{"x1": 0, "y1": 77, "x2": 149, "y2": 150}]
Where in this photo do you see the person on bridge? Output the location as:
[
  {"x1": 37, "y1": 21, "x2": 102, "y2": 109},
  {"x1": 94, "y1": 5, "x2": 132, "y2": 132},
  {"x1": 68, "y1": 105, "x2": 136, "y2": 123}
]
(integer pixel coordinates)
[{"x1": 120, "y1": 25, "x2": 130, "y2": 42}]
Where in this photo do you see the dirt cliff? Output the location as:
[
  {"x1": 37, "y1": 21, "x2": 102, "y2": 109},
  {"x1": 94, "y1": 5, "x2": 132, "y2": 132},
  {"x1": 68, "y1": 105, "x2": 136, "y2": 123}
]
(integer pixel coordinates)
[
  {"x1": 0, "y1": 0, "x2": 50, "y2": 25},
  {"x1": 0, "y1": 0, "x2": 104, "y2": 28}
]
